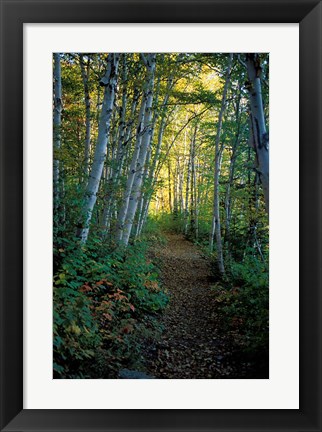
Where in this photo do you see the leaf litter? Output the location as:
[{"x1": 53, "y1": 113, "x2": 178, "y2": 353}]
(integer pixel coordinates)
[{"x1": 142, "y1": 233, "x2": 255, "y2": 379}]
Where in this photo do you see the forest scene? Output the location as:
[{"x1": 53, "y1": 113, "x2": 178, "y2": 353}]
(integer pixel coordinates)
[{"x1": 53, "y1": 52, "x2": 269, "y2": 379}]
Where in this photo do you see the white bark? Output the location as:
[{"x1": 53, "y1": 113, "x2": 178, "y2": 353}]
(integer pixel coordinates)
[
  {"x1": 184, "y1": 129, "x2": 191, "y2": 235},
  {"x1": 135, "y1": 191, "x2": 145, "y2": 237},
  {"x1": 111, "y1": 55, "x2": 129, "y2": 181},
  {"x1": 121, "y1": 54, "x2": 156, "y2": 246},
  {"x1": 136, "y1": 74, "x2": 174, "y2": 236},
  {"x1": 209, "y1": 53, "x2": 233, "y2": 276},
  {"x1": 189, "y1": 126, "x2": 198, "y2": 239},
  {"x1": 77, "y1": 53, "x2": 120, "y2": 243},
  {"x1": 194, "y1": 158, "x2": 200, "y2": 240},
  {"x1": 246, "y1": 54, "x2": 269, "y2": 213},
  {"x1": 53, "y1": 53, "x2": 62, "y2": 211},
  {"x1": 225, "y1": 91, "x2": 242, "y2": 243},
  {"x1": 118, "y1": 88, "x2": 140, "y2": 174},
  {"x1": 79, "y1": 54, "x2": 91, "y2": 178},
  {"x1": 135, "y1": 57, "x2": 185, "y2": 237},
  {"x1": 101, "y1": 56, "x2": 131, "y2": 235},
  {"x1": 114, "y1": 90, "x2": 147, "y2": 243},
  {"x1": 224, "y1": 147, "x2": 237, "y2": 242}
]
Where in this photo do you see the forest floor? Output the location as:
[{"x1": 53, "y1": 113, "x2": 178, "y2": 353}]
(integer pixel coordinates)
[{"x1": 142, "y1": 233, "x2": 252, "y2": 379}]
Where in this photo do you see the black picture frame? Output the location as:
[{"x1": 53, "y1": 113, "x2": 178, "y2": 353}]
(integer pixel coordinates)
[{"x1": 0, "y1": 0, "x2": 321, "y2": 431}]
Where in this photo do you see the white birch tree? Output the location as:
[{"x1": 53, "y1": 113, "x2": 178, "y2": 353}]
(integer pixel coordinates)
[
  {"x1": 246, "y1": 53, "x2": 269, "y2": 213},
  {"x1": 209, "y1": 53, "x2": 233, "y2": 276},
  {"x1": 120, "y1": 53, "x2": 156, "y2": 246},
  {"x1": 79, "y1": 54, "x2": 91, "y2": 178},
  {"x1": 77, "y1": 53, "x2": 120, "y2": 243},
  {"x1": 114, "y1": 89, "x2": 147, "y2": 243}
]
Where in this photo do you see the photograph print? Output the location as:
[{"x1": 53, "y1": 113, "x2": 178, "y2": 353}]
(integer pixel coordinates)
[{"x1": 53, "y1": 52, "x2": 269, "y2": 379}]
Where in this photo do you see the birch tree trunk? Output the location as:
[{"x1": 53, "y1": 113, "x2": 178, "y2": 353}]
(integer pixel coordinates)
[
  {"x1": 224, "y1": 147, "x2": 237, "y2": 244},
  {"x1": 77, "y1": 53, "x2": 120, "y2": 243},
  {"x1": 53, "y1": 53, "x2": 62, "y2": 212},
  {"x1": 189, "y1": 125, "x2": 197, "y2": 239},
  {"x1": 224, "y1": 90, "x2": 242, "y2": 244},
  {"x1": 136, "y1": 72, "x2": 175, "y2": 235},
  {"x1": 209, "y1": 53, "x2": 233, "y2": 276},
  {"x1": 111, "y1": 85, "x2": 140, "y2": 217},
  {"x1": 173, "y1": 160, "x2": 179, "y2": 218},
  {"x1": 246, "y1": 53, "x2": 269, "y2": 213},
  {"x1": 79, "y1": 54, "x2": 91, "y2": 178},
  {"x1": 167, "y1": 160, "x2": 173, "y2": 213},
  {"x1": 136, "y1": 113, "x2": 168, "y2": 237},
  {"x1": 121, "y1": 53, "x2": 156, "y2": 246},
  {"x1": 114, "y1": 89, "x2": 147, "y2": 243},
  {"x1": 101, "y1": 55, "x2": 131, "y2": 236},
  {"x1": 194, "y1": 158, "x2": 200, "y2": 241},
  {"x1": 184, "y1": 129, "x2": 191, "y2": 235}
]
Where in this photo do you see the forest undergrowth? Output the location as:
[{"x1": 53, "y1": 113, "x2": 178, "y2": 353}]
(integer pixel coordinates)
[
  {"x1": 53, "y1": 229, "x2": 168, "y2": 378},
  {"x1": 54, "y1": 215, "x2": 268, "y2": 379}
]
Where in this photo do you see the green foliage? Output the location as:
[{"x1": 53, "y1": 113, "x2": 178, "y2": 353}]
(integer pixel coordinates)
[
  {"x1": 147, "y1": 212, "x2": 184, "y2": 234},
  {"x1": 212, "y1": 253, "x2": 269, "y2": 357},
  {"x1": 53, "y1": 235, "x2": 168, "y2": 378},
  {"x1": 114, "y1": 241, "x2": 168, "y2": 314},
  {"x1": 53, "y1": 284, "x2": 101, "y2": 378},
  {"x1": 140, "y1": 216, "x2": 167, "y2": 245}
]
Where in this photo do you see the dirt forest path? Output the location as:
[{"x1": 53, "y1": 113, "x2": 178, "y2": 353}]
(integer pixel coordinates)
[{"x1": 144, "y1": 233, "x2": 243, "y2": 379}]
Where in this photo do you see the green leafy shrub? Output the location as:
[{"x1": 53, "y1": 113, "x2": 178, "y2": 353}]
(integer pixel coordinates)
[
  {"x1": 212, "y1": 254, "x2": 269, "y2": 357},
  {"x1": 140, "y1": 216, "x2": 167, "y2": 245},
  {"x1": 78, "y1": 279, "x2": 137, "y2": 376},
  {"x1": 53, "y1": 236, "x2": 168, "y2": 378},
  {"x1": 53, "y1": 283, "x2": 101, "y2": 378},
  {"x1": 148, "y1": 212, "x2": 184, "y2": 234}
]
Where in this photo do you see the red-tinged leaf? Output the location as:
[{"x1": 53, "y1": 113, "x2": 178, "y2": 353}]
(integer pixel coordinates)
[
  {"x1": 122, "y1": 324, "x2": 134, "y2": 334},
  {"x1": 80, "y1": 284, "x2": 92, "y2": 293}
]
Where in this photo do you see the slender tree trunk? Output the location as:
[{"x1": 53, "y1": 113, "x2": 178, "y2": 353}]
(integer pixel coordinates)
[
  {"x1": 189, "y1": 125, "x2": 197, "y2": 239},
  {"x1": 112, "y1": 55, "x2": 130, "y2": 181},
  {"x1": 77, "y1": 53, "x2": 120, "y2": 243},
  {"x1": 101, "y1": 55, "x2": 131, "y2": 236},
  {"x1": 79, "y1": 54, "x2": 91, "y2": 178},
  {"x1": 224, "y1": 148, "x2": 237, "y2": 244},
  {"x1": 115, "y1": 89, "x2": 147, "y2": 243},
  {"x1": 136, "y1": 112, "x2": 168, "y2": 236},
  {"x1": 178, "y1": 163, "x2": 184, "y2": 214},
  {"x1": 190, "y1": 156, "x2": 195, "y2": 238},
  {"x1": 53, "y1": 53, "x2": 62, "y2": 213},
  {"x1": 136, "y1": 68, "x2": 176, "y2": 232},
  {"x1": 121, "y1": 54, "x2": 157, "y2": 246},
  {"x1": 119, "y1": 89, "x2": 140, "y2": 174},
  {"x1": 209, "y1": 53, "x2": 233, "y2": 276},
  {"x1": 194, "y1": 158, "x2": 200, "y2": 241},
  {"x1": 134, "y1": 156, "x2": 150, "y2": 238},
  {"x1": 138, "y1": 106, "x2": 170, "y2": 231},
  {"x1": 173, "y1": 160, "x2": 179, "y2": 219},
  {"x1": 135, "y1": 192, "x2": 145, "y2": 237},
  {"x1": 167, "y1": 159, "x2": 173, "y2": 213},
  {"x1": 224, "y1": 91, "x2": 242, "y2": 244},
  {"x1": 184, "y1": 129, "x2": 191, "y2": 235},
  {"x1": 246, "y1": 53, "x2": 269, "y2": 213}
]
